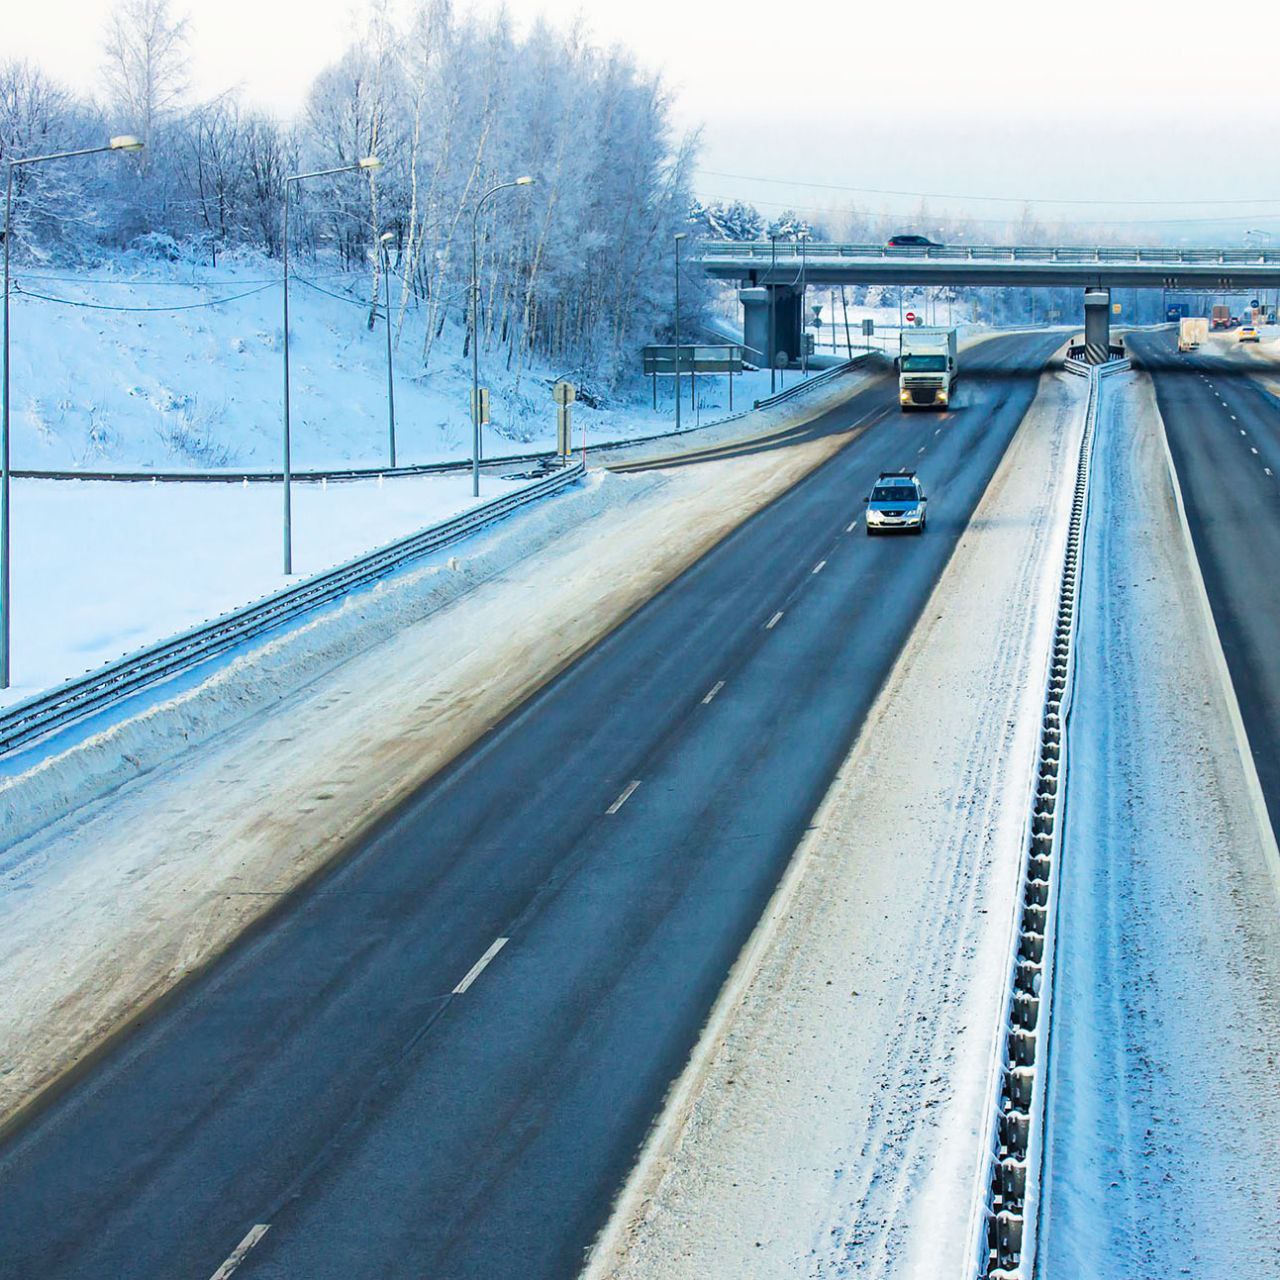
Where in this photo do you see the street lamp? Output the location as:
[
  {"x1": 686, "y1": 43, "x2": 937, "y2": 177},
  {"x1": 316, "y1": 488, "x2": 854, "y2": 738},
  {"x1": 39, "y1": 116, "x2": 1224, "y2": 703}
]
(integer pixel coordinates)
[
  {"x1": 674, "y1": 232, "x2": 687, "y2": 432},
  {"x1": 769, "y1": 233, "x2": 779, "y2": 394},
  {"x1": 470, "y1": 175, "x2": 533, "y2": 498},
  {"x1": 799, "y1": 231, "x2": 809, "y2": 377},
  {"x1": 377, "y1": 230, "x2": 397, "y2": 468},
  {"x1": 2, "y1": 134, "x2": 143, "y2": 689},
  {"x1": 281, "y1": 155, "x2": 380, "y2": 575}
]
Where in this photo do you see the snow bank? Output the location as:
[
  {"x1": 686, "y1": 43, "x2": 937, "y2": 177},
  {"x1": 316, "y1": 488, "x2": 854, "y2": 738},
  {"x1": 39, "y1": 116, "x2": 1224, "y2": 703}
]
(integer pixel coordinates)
[
  {"x1": 585, "y1": 364, "x2": 1088, "y2": 1280},
  {"x1": 1037, "y1": 371, "x2": 1280, "y2": 1276}
]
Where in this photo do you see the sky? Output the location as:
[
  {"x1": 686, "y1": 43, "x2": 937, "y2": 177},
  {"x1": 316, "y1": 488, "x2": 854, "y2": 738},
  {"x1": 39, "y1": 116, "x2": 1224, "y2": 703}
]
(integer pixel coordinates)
[{"x1": 8, "y1": 0, "x2": 1280, "y2": 237}]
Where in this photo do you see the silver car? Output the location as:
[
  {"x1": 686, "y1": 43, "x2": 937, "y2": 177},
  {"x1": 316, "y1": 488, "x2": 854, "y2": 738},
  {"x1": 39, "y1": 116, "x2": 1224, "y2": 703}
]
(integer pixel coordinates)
[{"x1": 864, "y1": 471, "x2": 927, "y2": 535}]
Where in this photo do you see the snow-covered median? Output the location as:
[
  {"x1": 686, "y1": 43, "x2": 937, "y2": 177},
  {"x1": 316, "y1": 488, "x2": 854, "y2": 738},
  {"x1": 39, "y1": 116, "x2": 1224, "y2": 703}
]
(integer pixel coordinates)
[
  {"x1": 1037, "y1": 370, "x2": 1280, "y2": 1276},
  {"x1": 585, "y1": 364, "x2": 1088, "y2": 1279}
]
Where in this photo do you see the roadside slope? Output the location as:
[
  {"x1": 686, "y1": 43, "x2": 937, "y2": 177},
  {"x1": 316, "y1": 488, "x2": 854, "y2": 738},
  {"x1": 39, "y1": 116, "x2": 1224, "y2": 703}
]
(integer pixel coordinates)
[{"x1": 586, "y1": 364, "x2": 1087, "y2": 1280}]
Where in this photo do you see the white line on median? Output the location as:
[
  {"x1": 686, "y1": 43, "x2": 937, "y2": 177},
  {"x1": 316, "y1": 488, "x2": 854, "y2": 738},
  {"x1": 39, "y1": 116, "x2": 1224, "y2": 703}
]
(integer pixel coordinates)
[
  {"x1": 702, "y1": 680, "x2": 725, "y2": 704},
  {"x1": 209, "y1": 1225, "x2": 271, "y2": 1280},
  {"x1": 453, "y1": 937, "x2": 509, "y2": 994},
  {"x1": 812, "y1": 560, "x2": 826, "y2": 575},
  {"x1": 766, "y1": 611, "x2": 784, "y2": 630},
  {"x1": 606, "y1": 780, "x2": 641, "y2": 815}
]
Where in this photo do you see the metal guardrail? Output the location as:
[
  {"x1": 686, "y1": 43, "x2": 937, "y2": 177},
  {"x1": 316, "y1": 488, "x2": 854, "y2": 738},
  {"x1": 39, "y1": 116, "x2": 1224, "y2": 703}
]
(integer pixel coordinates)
[
  {"x1": 0, "y1": 462, "x2": 585, "y2": 758},
  {"x1": 699, "y1": 240, "x2": 1280, "y2": 266},
  {"x1": 966, "y1": 362, "x2": 1111, "y2": 1279},
  {"x1": 751, "y1": 356, "x2": 866, "y2": 411}
]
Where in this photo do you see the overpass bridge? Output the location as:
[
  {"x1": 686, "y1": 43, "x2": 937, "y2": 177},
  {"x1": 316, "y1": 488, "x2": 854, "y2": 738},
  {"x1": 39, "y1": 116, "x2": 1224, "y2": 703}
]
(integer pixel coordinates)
[{"x1": 697, "y1": 240, "x2": 1280, "y2": 364}]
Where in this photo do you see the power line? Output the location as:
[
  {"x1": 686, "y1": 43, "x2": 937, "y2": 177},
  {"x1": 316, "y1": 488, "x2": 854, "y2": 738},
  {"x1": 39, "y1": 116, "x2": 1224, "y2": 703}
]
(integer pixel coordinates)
[
  {"x1": 12, "y1": 281, "x2": 276, "y2": 312},
  {"x1": 697, "y1": 168, "x2": 1280, "y2": 209}
]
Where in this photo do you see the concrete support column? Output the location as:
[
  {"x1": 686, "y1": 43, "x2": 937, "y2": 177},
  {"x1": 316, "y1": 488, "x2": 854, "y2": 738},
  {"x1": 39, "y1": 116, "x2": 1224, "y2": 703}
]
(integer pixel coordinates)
[
  {"x1": 1083, "y1": 288, "x2": 1111, "y2": 363},
  {"x1": 739, "y1": 283, "x2": 803, "y2": 369}
]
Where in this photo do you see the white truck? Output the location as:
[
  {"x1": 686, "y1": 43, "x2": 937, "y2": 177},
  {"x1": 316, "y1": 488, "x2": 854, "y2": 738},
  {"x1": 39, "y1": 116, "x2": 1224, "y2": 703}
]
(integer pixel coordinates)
[
  {"x1": 1178, "y1": 316, "x2": 1209, "y2": 352},
  {"x1": 899, "y1": 327, "x2": 958, "y2": 410}
]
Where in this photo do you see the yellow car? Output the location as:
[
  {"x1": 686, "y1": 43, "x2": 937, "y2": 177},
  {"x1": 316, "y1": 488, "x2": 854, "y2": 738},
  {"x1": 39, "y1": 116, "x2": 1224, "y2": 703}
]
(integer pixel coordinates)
[{"x1": 1239, "y1": 326, "x2": 1261, "y2": 343}]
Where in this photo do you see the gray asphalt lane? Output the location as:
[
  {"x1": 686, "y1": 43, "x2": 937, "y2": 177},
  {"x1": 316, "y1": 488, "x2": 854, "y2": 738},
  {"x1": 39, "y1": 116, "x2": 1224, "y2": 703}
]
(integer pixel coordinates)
[
  {"x1": 0, "y1": 333, "x2": 1062, "y2": 1280},
  {"x1": 1127, "y1": 330, "x2": 1280, "y2": 836}
]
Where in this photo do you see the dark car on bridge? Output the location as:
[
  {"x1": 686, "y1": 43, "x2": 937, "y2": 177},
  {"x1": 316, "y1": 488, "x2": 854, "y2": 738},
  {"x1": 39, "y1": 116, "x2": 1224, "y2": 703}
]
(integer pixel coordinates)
[{"x1": 886, "y1": 234, "x2": 940, "y2": 249}]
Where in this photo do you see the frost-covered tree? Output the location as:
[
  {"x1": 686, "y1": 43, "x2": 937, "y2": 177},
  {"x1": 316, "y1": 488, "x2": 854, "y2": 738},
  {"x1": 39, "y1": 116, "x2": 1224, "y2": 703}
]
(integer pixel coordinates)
[{"x1": 102, "y1": 0, "x2": 189, "y2": 151}]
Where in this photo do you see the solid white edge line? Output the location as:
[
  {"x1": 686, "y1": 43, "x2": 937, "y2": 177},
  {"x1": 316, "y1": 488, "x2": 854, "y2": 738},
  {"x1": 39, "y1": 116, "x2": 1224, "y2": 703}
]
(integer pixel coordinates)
[
  {"x1": 209, "y1": 1225, "x2": 271, "y2": 1280},
  {"x1": 452, "y1": 936, "x2": 509, "y2": 995},
  {"x1": 766, "y1": 611, "x2": 784, "y2": 629},
  {"x1": 811, "y1": 560, "x2": 826, "y2": 575},
  {"x1": 606, "y1": 780, "x2": 641, "y2": 815},
  {"x1": 701, "y1": 680, "x2": 725, "y2": 705}
]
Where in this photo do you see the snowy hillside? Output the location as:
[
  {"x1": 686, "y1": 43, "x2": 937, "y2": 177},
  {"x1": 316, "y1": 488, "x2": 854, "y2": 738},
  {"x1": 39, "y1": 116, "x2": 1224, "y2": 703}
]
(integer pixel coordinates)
[{"x1": 7, "y1": 249, "x2": 776, "y2": 473}]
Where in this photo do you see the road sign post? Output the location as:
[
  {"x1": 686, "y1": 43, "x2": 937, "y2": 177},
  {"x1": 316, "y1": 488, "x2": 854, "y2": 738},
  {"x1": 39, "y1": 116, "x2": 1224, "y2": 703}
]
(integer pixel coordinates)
[{"x1": 553, "y1": 380, "x2": 576, "y2": 462}]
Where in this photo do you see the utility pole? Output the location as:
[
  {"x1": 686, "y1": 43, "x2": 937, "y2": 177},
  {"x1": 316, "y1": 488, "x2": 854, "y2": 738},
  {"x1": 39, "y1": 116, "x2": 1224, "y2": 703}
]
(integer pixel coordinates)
[
  {"x1": 769, "y1": 234, "x2": 779, "y2": 394},
  {"x1": 674, "y1": 232, "x2": 686, "y2": 431}
]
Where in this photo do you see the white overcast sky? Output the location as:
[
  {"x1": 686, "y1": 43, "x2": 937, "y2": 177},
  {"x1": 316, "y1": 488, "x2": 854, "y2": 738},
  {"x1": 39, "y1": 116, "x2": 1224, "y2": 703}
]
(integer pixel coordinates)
[{"x1": 8, "y1": 0, "x2": 1280, "y2": 231}]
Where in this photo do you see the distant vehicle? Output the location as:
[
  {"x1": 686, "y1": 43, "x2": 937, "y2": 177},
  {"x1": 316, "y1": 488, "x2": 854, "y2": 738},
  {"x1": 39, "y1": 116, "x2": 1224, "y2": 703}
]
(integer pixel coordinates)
[
  {"x1": 899, "y1": 327, "x2": 958, "y2": 409},
  {"x1": 1212, "y1": 304, "x2": 1232, "y2": 330},
  {"x1": 1178, "y1": 317, "x2": 1209, "y2": 352},
  {"x1": 1239, "y1": 326, "x2": 1260, "y2": 342},
  {"x1": 886, "y1": 234, "x2": 940, "y2": 249},
  {"x1": 864, "y1": 471, "x2": 927, "y2": 535}
]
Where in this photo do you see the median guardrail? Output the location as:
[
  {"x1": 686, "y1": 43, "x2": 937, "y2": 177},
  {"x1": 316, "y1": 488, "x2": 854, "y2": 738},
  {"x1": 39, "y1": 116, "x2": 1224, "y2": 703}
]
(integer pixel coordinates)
[
  {"x1": 0, "y1": 462, "x2": 585, "y2": 758},
  {"x1": 965, "y1": 361, "x2": 1120, "y2": 1279}
]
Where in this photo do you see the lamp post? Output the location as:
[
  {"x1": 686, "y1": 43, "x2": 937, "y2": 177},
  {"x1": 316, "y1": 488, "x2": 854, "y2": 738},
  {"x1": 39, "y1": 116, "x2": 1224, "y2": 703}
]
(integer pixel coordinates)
[
  {"x1": 769, "y1": 233, "x2": 779, "y2": 394},
  {"x1": 674, "y1": 232, "x2": 686, "y2": 432},
  {"x1": 281, "y1": 155, "x2": 380, "y2": 576},
  {"x1": 2, "y1": 134, "x2": 143, "y2": 690},
  {"x1": 470, "y1": 175, "x2": 533, "y2": 498},
  {"x1": 377, "y1": 230, "x2": 397, "y2": 468},
  {"x1": 800, "y1": 231, "x2": 809, "y2": 377}
]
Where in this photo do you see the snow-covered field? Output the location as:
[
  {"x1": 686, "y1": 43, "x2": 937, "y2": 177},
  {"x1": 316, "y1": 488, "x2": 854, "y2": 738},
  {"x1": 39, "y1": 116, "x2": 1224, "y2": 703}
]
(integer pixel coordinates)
[
  {"x1": 586, "y1": 364, "x2": 1087, "y2": 1280},
  {"x1": 7, "y1": 253, "x2": 801, "y2": 472},
  {"x1": 0, "y1": 471, "x2": 528, "y2": 707},
  {"x1": 1038, "y1": 371, "x2": 1280, "y2": 1276}
]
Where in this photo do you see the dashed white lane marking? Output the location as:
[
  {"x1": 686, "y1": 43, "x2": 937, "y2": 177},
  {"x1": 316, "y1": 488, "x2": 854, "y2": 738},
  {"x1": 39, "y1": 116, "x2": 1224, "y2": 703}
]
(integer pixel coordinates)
[
  {"x1": 605, "y1": 780, "x2": 641, "y2": 816},
  {"x1": 209, "y1": 1225, "x2": 271, "y2": 1280},
  {"x1": 1241, "y1": 429, "x2": 1247, "y2": 435},
  {"x1": 701, "y1": 680, "x2": 725, "y2": 705},
  {"x1": 846, "y1": 519, "x2": 858, "y2": 533},
  {"x1": 1266, "y1": 468, "x2": 1273, "y2": 477},
  {"x1": 452, "y1": 937, "x2": 509, "y2": 994},
  {"x1": 934, "y1": 428, "x2": 942, "y2": 436},
  {"x1": 1252, "y1": 447, "x2": 1259, "y2": 454},
  {"x1": 1231, "y1": 415, "x2": 1237, "y2": 421},
  {"x1": 917, "y1": 446, "x2": 926, "y2": 454},
  {"x1": 812, "y1": 560, "x2": 827, "y2": 575},
  {"x1": 766, "y1": 611, "x2": 784, "y2": 630}
]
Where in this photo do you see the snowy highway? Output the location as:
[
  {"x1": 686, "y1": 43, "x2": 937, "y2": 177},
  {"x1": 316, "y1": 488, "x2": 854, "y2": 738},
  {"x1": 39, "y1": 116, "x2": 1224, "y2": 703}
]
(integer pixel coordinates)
[{"x1": 0, "y1": 333, "x2": 1062, "y2": 1280}]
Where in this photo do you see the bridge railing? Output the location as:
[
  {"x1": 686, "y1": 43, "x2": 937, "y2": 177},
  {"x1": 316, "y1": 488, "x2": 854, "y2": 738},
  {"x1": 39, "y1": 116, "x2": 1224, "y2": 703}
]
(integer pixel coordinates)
[{"x1": 697, "y1": 240, "x2": 1280, "y2": 266}]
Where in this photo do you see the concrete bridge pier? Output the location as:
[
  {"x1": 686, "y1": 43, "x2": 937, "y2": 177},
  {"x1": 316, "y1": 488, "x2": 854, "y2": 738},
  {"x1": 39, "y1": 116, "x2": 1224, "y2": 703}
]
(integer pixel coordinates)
[
  {"x1": 1083, "y1": 288, "x2": 1111, "y2": 363},
  {"x1": 739, "y1": 284, "x2": 803, "y2": 369}
]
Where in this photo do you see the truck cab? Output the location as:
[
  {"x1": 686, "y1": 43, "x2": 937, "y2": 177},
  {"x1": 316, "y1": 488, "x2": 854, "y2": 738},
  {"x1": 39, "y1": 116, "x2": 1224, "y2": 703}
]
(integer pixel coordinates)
[{"x1": 899, "y1": 327, "x2": 958, "y2": 410}]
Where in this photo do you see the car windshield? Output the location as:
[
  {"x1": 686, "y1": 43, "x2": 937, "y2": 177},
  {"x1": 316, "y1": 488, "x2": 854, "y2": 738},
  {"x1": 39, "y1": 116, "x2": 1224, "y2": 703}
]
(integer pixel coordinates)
[
  {"x1": 902, "y1": 354, "x2": 947, "y2": 372},
  {"x1": 871, "y1": 485, "x2": 918, "y2": 503}
]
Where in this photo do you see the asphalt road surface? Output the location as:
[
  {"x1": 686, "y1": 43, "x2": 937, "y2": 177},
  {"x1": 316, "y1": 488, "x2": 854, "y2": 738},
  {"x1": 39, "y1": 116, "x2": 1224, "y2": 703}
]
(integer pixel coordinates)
[
  {"x1": 0, "y1": 331, "x2": 1062, "y2": 1280},
  {"x1": 1128, "y1": 330, "x2": 1280, "y2": 839}
]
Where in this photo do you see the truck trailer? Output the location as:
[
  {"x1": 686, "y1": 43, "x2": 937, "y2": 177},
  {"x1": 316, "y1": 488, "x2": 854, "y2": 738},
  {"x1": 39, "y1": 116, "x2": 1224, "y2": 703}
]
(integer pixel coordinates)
[
  {"x1": 1178, "y1": 317, "x2": 1209, "y2": 352},
  {"x1": 899, "y1": 327, "x2": 958, "y2": 409},
  {"x1": 1211, "y1": 304, "x2": 1232, "y2": 330}
]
